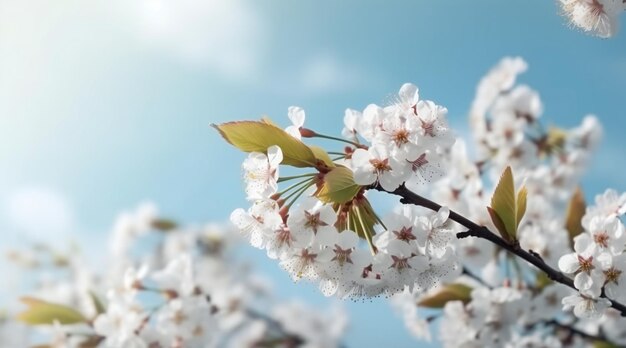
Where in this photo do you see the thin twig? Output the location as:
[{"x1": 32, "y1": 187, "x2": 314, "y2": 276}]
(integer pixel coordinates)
[
  {"x1": 461, "y1": 266, "x2": 492, "y2": 289},
  {"x1": 546, "y1": 319, "x2": 610, "y2": 344}
]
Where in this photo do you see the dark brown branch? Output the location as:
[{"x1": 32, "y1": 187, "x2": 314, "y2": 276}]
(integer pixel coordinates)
[
  {"x1": 461, "y1": 266, "x2": 492, "y2": 289},
  {"x1": 374, "y1": 183, "x2": 626, "y2": 317},
  {"x1": 546, "y1": 319, "x2": 610, "y2": 344}
]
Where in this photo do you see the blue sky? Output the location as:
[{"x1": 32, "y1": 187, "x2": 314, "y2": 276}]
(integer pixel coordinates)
[{"x1": 1, "y1": 0, "x2": 625, "y2": 346}]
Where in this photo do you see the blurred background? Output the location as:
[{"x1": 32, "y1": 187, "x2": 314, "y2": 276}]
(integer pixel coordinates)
[{"x1": 1, "y1": 0, "x2": 624, "y2": 346}]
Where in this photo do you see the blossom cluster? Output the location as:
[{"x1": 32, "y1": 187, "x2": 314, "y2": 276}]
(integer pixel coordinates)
[
  {"x1": 558, "y1": 0, "x2": 626, "y2": 38},
  {"x1": 7, "y1": 204, "x2": 348, "y2": 347},
  {"x1": 558, "y1": 189, "x2": 626, "y2": 318},
  {"x1": 230, "y1": 83, "x2": 462, "y2": 300}
]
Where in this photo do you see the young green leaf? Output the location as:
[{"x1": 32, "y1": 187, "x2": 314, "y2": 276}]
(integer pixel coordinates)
[
  {"x1": 490, "y1": 166, "x2": 517, "y2": 240},
  {"x1": 309, "y1": 145, "x2": 336, "y2": 168},
  {"x1": 487, "y1": 206, "x2": 511, "y2": 243},
  {"x1": 516, "y1": 185, "x2": 528, "y2": 227},
  {"x1": 317, "y1": 166, "x2": 361, "y2": 204},
  {"x1": 418, "y1": 283, "x2": 473, "y2": 308},
  {"x1": 17, "y1": 297, "x2": 87, "y2": 325},
  {"x1": 213, "y1": 121, "x2": 317, "y2": 168},
  {"x1": 565, "y1": 187, "x2": 586, "y2": 248},
  {"x1": 488, "y1": 166, "x2": 528, "y2": 243}
]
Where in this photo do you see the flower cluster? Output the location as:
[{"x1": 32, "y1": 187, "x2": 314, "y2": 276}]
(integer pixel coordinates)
[
  {"x1": 558, "y1": 0, "x2": 625, "y2": 38},
  {"x1": 8, "y1": 204, "x2": 348, "y2": 347},
  {"x1": 346, "y1": 84, "x2": 454, "y2": 192},
  {"x1": 558, "y1": 189, "x2": 626, "y2": 318},
  {"x1": 228, "y1": 84, "x2": 461, "y2": 300}
]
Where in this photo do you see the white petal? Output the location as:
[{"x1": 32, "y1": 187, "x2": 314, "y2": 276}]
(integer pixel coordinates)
[
  {"x1": 288, "y1": 106, "x2": 306, "y2": 127},
  {"x1": 558, "y1": 253, "x2": 580, "y2": 274},
  {"x1": 267, "y1": 145, "x2": 283, "y2": 167},
  {"x1": 574, "y1": 272, "x2": 593, "y2": 291}
]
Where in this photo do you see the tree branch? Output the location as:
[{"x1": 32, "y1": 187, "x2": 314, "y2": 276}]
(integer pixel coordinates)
[
  {"x1": 546, "y1": 319, "x2": 610, "y2": 345},
  {"x1": 374, "y1": 183, "x2": 626, "y2": 317}
]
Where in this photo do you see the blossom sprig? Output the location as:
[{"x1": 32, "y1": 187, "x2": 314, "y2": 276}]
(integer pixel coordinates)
[
  {"x1": 558, "y1": 189, "x2": 626, "y2": 317},
  {"x1": 216, "y1": 83, "x2": 461, "y2": 299}
]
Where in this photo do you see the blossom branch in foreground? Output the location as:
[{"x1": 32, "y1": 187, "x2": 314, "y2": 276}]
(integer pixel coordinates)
[{"x1": 375, "y1": 183, "x2": 626, "y2": 317}]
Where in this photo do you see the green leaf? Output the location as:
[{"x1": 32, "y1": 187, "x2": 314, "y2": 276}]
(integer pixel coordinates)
[
  {"x1": 88, "y1": 291, "x2": 106, "y2": 315},
  {"x1": 565, "y1": 187, "x2": 586, "y2": 248},
  {"x1": 17, "y1": 297, "x2": 87, "y2": 325},
  {"x1": 418, "y1": 283, "x2": 472, "y2": 308},
  {"x1": 316, "y1": 166, "x2": 361, "y2": 204},
  {"x1": 213, "y1": 121, "x2": 317, "y2": 168},
  {"x1": 487, "y1": 206, "x2": 511, "y2": 243},
  {"x1": 490, "y1": 166, "x2": 517, "y2": 240},
  {"x1": 309, "y1": 145, "x2": 336, "y2": 168},
  {"x1": 516, "y1": 185, "x2": 527, "y2": 228},
  {"x1": 489, "y1": 166, "x2": 528, "y2": 242},
  {"x1": 151, "y1": 218, "x2": 178, "y2": 232},
  {"x1": 260, "y1": 116, "x2": 279, "y2": 127}
]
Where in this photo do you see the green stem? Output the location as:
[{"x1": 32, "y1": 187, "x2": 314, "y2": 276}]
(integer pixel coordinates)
[
  {"x1": 371, "y1": 210, "x2": 387, "y2": 230},
  {"x1": 285, "y1": 181, "x2": 315, "y2": 210},
  {"x1": 313, "y1": 133, "x2": 366, "y2": 149},
  {"x1": 354, "y1": 206, "x2": 376, "y2": 255},
  {"x1": 277, "y1": 173, "x2": 316, "y2": 183},
  {"x1": 278, "y1": 178, "x2": 312, "y2": 197}
]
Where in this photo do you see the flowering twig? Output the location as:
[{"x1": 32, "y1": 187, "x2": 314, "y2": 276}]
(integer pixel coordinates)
[{"x1": 374, "y1": 183, "x2": 626, "y2": 317}]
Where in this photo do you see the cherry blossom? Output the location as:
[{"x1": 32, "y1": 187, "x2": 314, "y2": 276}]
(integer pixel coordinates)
[
  {"x1": 559, "y1": 0, "x2": 623, "y2": 38},
  {"x1": 285, "y1": 106, "x2": 306, "y2": 139},
  {"x1": 242, "y1": 145, "x2": 283, "y2": 201},
  {"x1": 351, "y1": 145, "x2": 408, "y2": 191},
  {"x1": 562, "y1": 292, "x2": 611, "y2": 319}
]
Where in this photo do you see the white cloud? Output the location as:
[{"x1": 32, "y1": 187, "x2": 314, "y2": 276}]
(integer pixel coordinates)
[
  {"x1": 3, "y1": 187, "x2": 75, "y2": 245},
  {"x1": 124, "y1": 0, "x2": 266, "y2": 80},
  {"x1": 0, "y1": 0, "x2": 267, "y2": 84}
]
